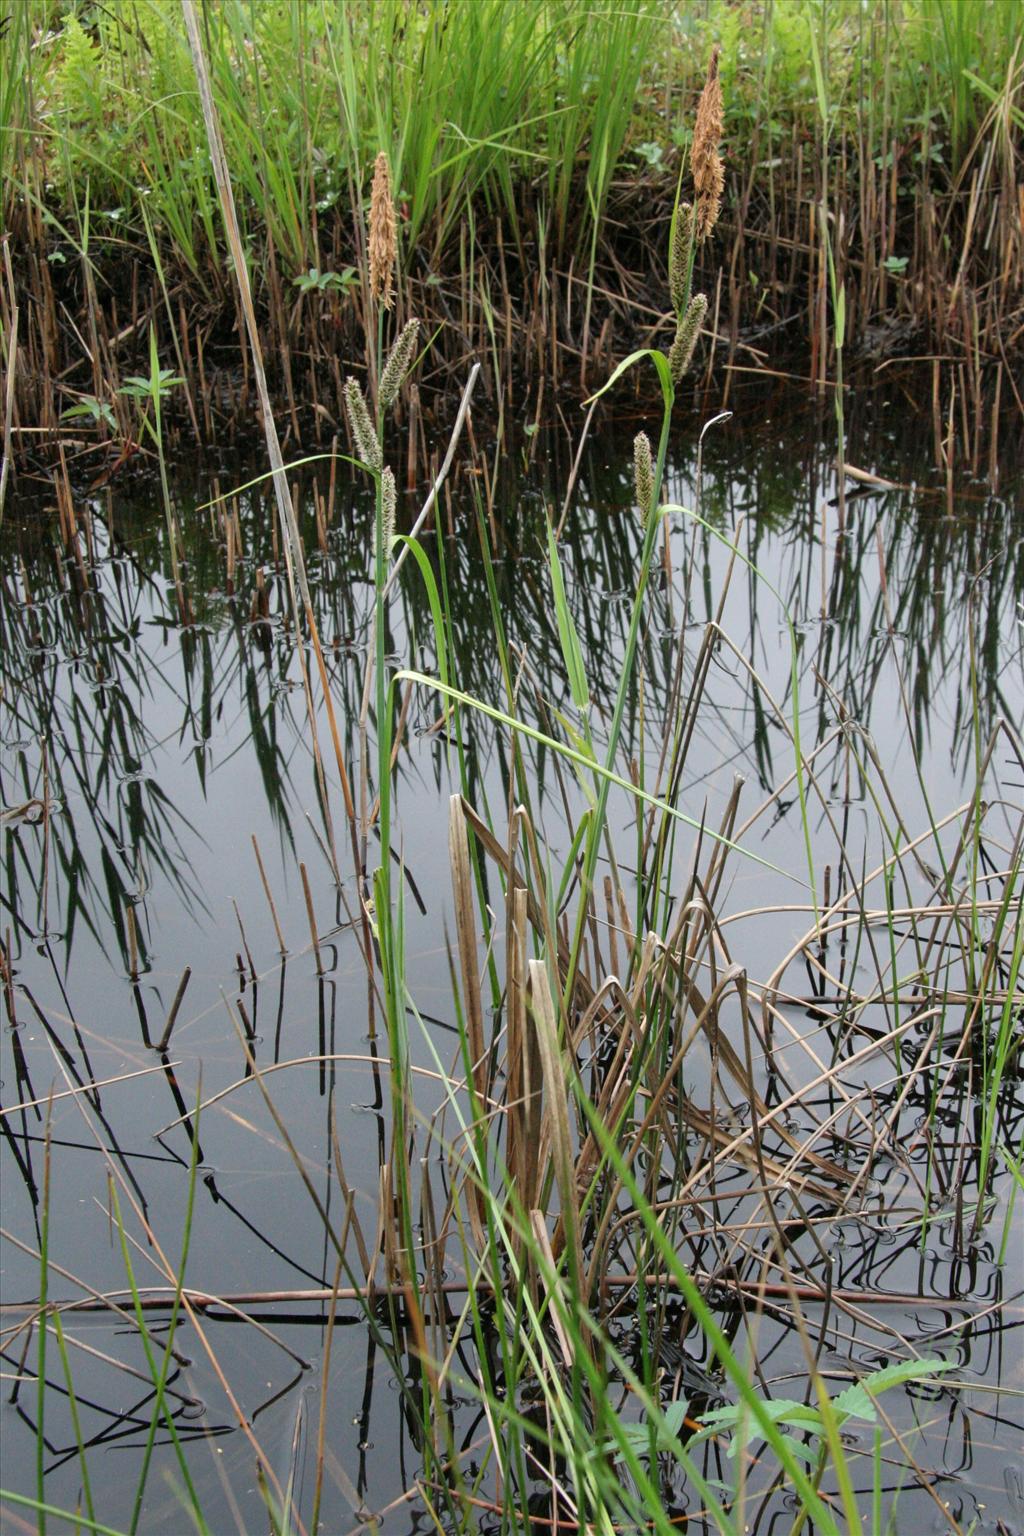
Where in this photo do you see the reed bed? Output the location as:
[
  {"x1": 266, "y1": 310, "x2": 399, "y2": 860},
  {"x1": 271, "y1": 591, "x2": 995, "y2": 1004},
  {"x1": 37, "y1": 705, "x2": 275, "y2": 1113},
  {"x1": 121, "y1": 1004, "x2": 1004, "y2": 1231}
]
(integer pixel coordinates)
[
  {"x1": 2, "y1": 0, "x2": 1022, "y2": 483},
  {"x1": 1, "y1": 12, "x2": 1022, "y2": 1536}
]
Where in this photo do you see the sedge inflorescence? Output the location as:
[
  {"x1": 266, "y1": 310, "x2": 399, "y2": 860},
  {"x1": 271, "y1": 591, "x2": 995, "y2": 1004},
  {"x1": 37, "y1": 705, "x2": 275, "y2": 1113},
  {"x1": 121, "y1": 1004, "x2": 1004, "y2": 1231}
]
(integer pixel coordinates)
[
  {"x1": 664, "y1": 48, "x2": 723, "y2": 386},
  {"x1": 691, "y1": 47, "x2": 724, "y2": 243},
  {"x1": 369, "y1": 151, "x2": 397, "y2": 310}
]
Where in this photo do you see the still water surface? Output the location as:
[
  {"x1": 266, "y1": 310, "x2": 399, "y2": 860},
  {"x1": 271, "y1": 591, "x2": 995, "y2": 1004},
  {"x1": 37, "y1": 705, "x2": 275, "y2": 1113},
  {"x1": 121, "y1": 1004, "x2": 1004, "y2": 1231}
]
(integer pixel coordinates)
[{"x1": 2, "y1": 377, "x2": 1022, "y2": 1532}]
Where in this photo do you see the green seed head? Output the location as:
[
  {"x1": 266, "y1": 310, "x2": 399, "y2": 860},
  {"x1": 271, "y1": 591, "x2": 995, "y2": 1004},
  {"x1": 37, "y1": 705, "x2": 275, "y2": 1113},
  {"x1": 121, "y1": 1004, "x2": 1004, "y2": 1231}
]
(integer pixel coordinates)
[
  {"x1": 382, "y1": 466, "x2": 397, "y2": 555},
  {"x1": 669, "y1": 202, "x2": 694, "y2": 316},
  {"x1": 379, "y1": 318, "x2": 420, "y2": 411},
  {"x1": 633, "y1": 431, "x2": 654, "y2": 528},
  {"x1": 343, "y1": 377, "x2": 382, "y2": 471},
  {"x1": 668, "y1": 292, "x2": 708, "y2": 383}
]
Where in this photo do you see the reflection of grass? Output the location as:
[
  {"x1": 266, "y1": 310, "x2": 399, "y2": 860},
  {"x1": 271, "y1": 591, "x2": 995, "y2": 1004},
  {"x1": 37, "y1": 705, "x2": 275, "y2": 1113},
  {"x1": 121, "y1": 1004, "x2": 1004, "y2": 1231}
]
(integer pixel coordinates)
[
  {"x1": 0, "y1": 548, "x2": 207, "y2": 971},
  {"x1": 7, "y1": 410, "x2": 1014, "y2": 980}
]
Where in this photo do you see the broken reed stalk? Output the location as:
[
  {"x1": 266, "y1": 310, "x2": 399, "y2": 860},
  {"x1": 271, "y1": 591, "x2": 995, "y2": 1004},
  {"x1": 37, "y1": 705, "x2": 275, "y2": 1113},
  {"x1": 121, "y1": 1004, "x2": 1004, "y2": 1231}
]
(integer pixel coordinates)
[
  {"x1": 251, "y1": 834, "x2": 287, "y2": 954},
  {"x1": 124, "y1": 902, "x2": 139, "y2": 982},
  {"x1": 154, "y1": 966, "x2": 191, "y2": 1054},
  {"x1": 0, "y1": 1268, "x2": 971, "y2": 1317},
  {"x1": 299, "y1": 861, "x2": 323, "y2": 976},
  {"x1": 381, "y1": 362, "x2": 481, "y2": 598}
]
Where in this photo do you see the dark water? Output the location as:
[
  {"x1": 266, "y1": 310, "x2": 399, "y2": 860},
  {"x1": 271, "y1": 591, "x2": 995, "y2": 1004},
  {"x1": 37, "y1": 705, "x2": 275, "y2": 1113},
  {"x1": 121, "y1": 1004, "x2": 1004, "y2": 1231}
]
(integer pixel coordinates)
[{"x1": 2, "y1": 375, "x2": 1022, "y2": 1533}]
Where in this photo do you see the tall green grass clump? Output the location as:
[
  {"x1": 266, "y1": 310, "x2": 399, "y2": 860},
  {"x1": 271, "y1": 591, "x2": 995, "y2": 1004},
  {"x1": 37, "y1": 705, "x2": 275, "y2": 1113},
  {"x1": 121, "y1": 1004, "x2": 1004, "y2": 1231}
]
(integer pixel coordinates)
[{"x1": 3, "y1": 0, "x2": 1020, "y2": 449}]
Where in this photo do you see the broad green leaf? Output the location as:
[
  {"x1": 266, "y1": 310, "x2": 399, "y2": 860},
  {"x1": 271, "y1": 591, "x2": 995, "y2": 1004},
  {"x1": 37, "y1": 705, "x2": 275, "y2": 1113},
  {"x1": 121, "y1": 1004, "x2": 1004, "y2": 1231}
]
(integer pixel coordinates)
[
  {"x1": 605, "y1": 1398, "x2": 690, "y2": 1466},
  {"x1": 663, "y1": 1399, "x2": 690, "y2": 1436},
  {"x1": 833, "y1": 1357, "x2": 953, "y2": 1423},
  {"x1": 393, "y1": 535, "x2": 449, "y2": 699},
  {"x1": 775, "y1": 1433, "x2": 821, "y2": 1465},
  {"x1": 693, "y1": 1398, "x2": 824, "y2": 1458}
]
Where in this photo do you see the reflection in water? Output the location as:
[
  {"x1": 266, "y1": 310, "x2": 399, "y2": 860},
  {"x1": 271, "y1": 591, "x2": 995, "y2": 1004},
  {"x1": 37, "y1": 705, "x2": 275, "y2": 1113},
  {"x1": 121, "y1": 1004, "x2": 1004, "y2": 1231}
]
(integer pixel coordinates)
[
  {"x1": 6, "y1": 398, "x2": 1018, "y2": 972},
  {"x1": 1, "y1": 379, "x2": 1022, "y2": 1533}
]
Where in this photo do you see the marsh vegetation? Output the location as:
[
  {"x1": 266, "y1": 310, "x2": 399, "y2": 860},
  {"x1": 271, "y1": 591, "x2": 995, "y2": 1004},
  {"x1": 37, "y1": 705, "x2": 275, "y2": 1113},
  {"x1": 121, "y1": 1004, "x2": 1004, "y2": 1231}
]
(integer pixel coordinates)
[
  {"x1": 1, "y1": 6, "x2": 1022, "y2": 1535},
  {"x1": 2, "y1": 0, "x2": 1022, "y2": 464}
]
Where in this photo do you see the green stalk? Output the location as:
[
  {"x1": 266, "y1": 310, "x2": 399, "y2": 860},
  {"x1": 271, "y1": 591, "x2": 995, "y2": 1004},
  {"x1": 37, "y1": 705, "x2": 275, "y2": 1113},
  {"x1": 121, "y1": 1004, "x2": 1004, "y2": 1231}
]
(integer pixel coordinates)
[
  {"x1": 370, "y1": 302, "x2": 452, "y2": 1512},
  {"x1": 51, "y1": 1311, "x2": 95, "y2": 1529},
  {"x1": 37, "y1": 1108, "x2": 52, "y2": 1536},
  {"x1": 0, "y1": 1492, "x2": 130, "y2": 1536},
  {"x1": 108, "y1": 1181, "x2": 209, "y2": 1535},
  {"x1": 396, "y1": 671, "x2": 790, "y2": 880},
  {"x1": 128, "y1": 1090, "x2": 203, "y2": 1534}
]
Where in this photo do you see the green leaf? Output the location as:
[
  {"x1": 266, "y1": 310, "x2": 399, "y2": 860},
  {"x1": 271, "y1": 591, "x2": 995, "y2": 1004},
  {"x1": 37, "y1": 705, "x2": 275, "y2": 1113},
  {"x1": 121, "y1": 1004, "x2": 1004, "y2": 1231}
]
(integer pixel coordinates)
[
  {"x1": 546, "y1": 517, "x2": 590, "y2": 712},
  {"x1": 584, "y1": 346, "x2": 674, "y2": 412},
  {"x1": 835, "y1": 282, "x2": 846, "y2": 351},
  {"x1": 662, "y1": 1399, "x2": 691, "y2": 1437},
  {"x1": 0, "y1": 1490, "x2": 131, "y2": 1536},
  {"x1": 832, "y1": 1357, "x2": 953, "y2": 1424},
  {"x1": 604, "y1": 1398, "x2": 690, "y2": 1466},
  {"x1": 395, "y1": 670, "x2": 796, "y2": 882},
  {"x1": 808, "y1": 24, "x2": 829, "y2": 132},
  {"x1": 775, "y1": 1433, "x2": 822, "y2": 1465},
  {"x1": 61, "y1": 397, "x2": 117, "y2": 430},
  {"x1": 393, "y1": 535, "x2": 449, "y2": 700},
  {"x1": 692, "y1": 1398, "x2": 827, "y2": 1459}
]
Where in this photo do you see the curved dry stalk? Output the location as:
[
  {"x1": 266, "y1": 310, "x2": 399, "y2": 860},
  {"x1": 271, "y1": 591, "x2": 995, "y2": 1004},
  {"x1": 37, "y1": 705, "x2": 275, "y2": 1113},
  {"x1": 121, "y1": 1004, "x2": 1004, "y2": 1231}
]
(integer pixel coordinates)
[{"x1": 154, "y1": 1051, "x2": 503, "y2": 1137}]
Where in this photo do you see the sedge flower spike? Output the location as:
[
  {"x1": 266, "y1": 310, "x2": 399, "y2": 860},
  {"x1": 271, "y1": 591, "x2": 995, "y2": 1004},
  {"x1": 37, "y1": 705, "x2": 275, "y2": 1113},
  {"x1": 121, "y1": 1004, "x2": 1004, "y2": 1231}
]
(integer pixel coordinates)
[
  {"x1": 381, "y1": 466, "x2": 397, "y2": 555},
  {"x1": 379, "y1": 319, "x2": 420, "y2": 410},
  {"x1": 669, "y1": 202, "x2": 695, "y2": 315},
  {"x1": 344, "y1": 377, "x2": 382, "y2": 471},
  {"x1": 368, "y1": 151, "x2": 397, "y2": 309},
  {"x1": 691, "y1": 48, "x2": 724, "y2": 241},
  {"x1": 633, "y1": 432, "x2": 654, "y2": 528},
  {"x1": 668, "y1": 292, "x2": 708, "y2": 383}
]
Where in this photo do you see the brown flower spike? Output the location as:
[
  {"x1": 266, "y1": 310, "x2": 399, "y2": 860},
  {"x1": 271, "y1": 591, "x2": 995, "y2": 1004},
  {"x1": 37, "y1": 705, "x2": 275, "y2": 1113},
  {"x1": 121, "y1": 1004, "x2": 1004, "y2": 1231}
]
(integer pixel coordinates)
[
  {"x1": 369, "y1": 151, "x2": 396, "y2": 309},
  {"x1": 691, "y1": 48, "x2": 723, "y2": 241}
]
